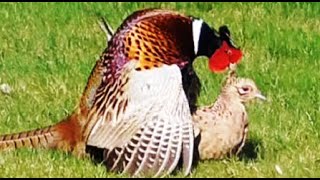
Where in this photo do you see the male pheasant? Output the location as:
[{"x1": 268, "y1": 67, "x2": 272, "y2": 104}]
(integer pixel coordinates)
[
  {"x1": 0, "y1": 8, "x2": 243, "y2": 177},
  {"x1": 193, "y1": 70, "x2": 266, "y2": 160}
]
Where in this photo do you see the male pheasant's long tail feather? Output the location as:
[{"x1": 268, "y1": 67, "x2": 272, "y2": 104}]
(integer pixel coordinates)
[
  {"x1": 0, "y1": 113, "x2": 84, "y2": 154},
  {"x1": 0, "y1": 125, "x2": 57, "y2": 151}
]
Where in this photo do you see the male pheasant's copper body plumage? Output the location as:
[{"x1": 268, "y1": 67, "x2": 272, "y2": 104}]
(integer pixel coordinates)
[
  {"x1": 0, "y1": 8, "x2": 243, "y2": 177},
  {"x1": 193, "y1": 71, "x2": 266, "y2": 160},
  {"x1": 80, "y1": 9, "x2": 197, "y2": 177}
]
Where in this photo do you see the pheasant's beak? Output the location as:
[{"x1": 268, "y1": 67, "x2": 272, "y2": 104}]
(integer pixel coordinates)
[{"x1": 255, "y1": 92, "x2": 267, "y2": 101}]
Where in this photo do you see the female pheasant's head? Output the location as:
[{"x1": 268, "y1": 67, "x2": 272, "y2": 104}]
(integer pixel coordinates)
[{"x1": 192, "y1": 19, "x2": 243, "y2": 73}]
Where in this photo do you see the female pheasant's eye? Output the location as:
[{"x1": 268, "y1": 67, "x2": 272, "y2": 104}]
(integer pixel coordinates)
[
  {"x1": 238, "y1": 86, "x2": 252, "y2": 95},
  {"x1": 242, "y1": 87, "x2": 250, "y2": 92}
]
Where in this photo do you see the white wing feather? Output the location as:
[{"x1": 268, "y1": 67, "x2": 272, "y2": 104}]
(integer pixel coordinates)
[{"x1": 87, "y1": 61, "x2": 194, "y2": 177}]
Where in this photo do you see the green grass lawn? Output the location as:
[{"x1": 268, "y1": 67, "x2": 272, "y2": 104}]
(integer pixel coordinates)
[{"x1": 0, "y1": 2, "x2": 319, "y2": 178}]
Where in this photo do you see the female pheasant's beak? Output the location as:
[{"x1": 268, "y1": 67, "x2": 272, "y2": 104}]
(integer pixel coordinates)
[
  {"x1": 208, "y1": 41, "x2": 243, "y2": 73},
  {"x1": 255, "y1": 92, "x2": 267, "y2": 101}
]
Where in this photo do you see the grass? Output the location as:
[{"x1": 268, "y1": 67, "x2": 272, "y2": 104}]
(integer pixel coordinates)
[{"x1": 0, "y1": 2, "x2": 319, "y2": 178}]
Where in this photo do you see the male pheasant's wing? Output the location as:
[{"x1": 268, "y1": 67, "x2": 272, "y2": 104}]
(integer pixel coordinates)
[{"x1": 86, "y1": 62, "x2": 194, "y2": 177}]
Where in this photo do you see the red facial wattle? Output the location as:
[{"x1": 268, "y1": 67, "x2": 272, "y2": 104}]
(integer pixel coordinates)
[{"x1": 209, "y1": 41, "x2": 243, "y2": 73}]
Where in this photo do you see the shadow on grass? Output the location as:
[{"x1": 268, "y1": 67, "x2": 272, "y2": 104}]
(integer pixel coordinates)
[
  {"x1": 238, "y1": 137, "x2": 265, "y2": 162},
  {"x1": 85, "y1": 145, "x2": 105, "y2": 165}
]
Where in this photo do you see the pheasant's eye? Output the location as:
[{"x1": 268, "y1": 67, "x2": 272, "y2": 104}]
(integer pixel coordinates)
[
  {"x1": 242, "y1": 87, "x2": 250, "y2": 92},
  {"x1": 238, "y1": 86, "x2": 252, "y2": 95}
]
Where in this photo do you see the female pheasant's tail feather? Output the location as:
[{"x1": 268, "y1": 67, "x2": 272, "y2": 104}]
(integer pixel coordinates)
[{"x1": 0, "y1": 125, "x2": 57, "y2": 151}]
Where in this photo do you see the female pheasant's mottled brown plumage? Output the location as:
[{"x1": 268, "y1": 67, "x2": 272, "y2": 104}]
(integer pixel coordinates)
[
  {"x1": 192, "y1": 71, "x2": 266, "y2": 160},
  {"x1": 0, "y1": 8, "x2": 242, "y2": 177}
]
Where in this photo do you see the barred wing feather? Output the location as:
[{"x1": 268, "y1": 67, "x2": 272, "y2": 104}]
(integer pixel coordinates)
[{"x1": 86, "y1": 62, "x2": 194, "y2": 177}]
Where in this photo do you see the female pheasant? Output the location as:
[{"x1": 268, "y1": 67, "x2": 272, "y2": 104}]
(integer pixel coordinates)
[
  {"x1": 0, "y1": 8, "x2": 243, "y2": 177},
  {"x1": 193, "y1": 70, "x2": 266, "y2": 160}
]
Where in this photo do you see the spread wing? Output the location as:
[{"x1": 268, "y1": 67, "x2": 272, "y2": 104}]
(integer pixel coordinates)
[{"x1": 85, "y1": 61, "x2": 194, "y2": 177}]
